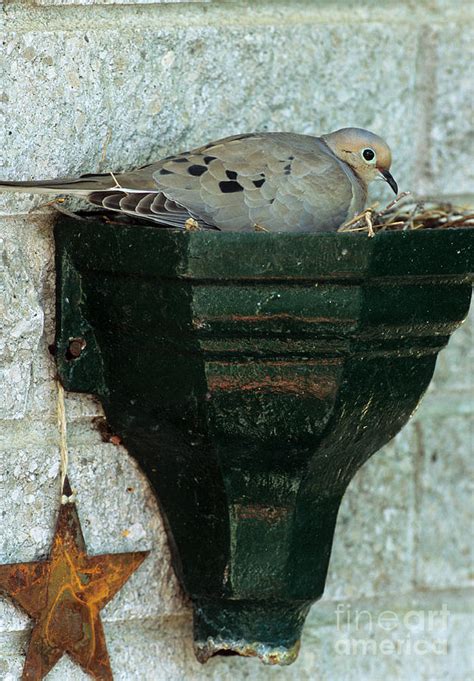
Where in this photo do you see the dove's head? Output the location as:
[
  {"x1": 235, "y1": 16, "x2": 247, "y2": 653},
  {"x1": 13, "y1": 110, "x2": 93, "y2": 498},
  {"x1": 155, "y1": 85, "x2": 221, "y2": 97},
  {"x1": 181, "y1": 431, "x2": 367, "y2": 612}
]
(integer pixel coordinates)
[{"x1": 322, "y1": 127, "x2": 398, "y2": 194}]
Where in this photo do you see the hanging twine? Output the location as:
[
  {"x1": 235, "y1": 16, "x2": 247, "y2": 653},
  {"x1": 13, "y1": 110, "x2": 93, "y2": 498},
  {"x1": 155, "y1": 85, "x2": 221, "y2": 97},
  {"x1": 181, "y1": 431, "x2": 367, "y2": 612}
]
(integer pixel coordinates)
[{"x1": 56, "y1": 379, "x2": 75, "y2": 504}]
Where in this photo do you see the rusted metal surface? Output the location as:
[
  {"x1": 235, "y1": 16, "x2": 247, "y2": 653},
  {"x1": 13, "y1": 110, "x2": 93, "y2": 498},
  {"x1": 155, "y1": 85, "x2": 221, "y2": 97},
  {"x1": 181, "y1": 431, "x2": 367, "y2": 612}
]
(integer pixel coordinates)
[
  {"x1": 206, "y1": 358, "x2": 341, "y2": 399},
  {"x1": 0, "y1": 478, "x2": 148, "y2": 680},
  {"x1": 207, "y1": 375, "x2": 338, "y2": 399},
  {"x1": 233, "y1": 504, "x2": 290, "y2": 523},
  {"x1": 54, "y1": 219, "x2": 473, "y2": 665},
  {"x1": 195, "y1": 636, "x2": 301, "y2": 666},
  {"x1": 66, "y1": 337, "x2": 86, "y2": 360},
  {"x1": 194, "y1": 314, "x2": 357, "y2": 324}
]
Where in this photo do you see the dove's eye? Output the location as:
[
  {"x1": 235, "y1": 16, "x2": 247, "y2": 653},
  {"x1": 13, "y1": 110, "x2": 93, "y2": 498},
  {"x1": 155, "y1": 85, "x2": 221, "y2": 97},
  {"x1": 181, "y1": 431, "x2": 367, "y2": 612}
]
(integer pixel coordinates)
[{"x1": 362, "y1": 148, "x2": 376, "y2": 163}]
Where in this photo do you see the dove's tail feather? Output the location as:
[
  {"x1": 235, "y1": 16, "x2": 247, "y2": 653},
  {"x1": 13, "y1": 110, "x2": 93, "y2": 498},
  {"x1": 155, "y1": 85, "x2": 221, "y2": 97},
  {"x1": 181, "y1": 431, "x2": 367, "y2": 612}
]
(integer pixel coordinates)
[{"x1": 0, "y1": 174, "x2": 118, "y2": 196}]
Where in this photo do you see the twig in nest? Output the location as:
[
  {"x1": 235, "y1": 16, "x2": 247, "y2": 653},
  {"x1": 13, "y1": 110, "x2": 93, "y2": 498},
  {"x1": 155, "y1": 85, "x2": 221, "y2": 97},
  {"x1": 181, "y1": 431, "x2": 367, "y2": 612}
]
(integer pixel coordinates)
[
  {"x1": 184, "y1": 217, "x2": 200, "y2": 231},
  {"x1": 365, "y1": 211, "x2": 375, "y2": 238},
  {"x1": 378, "y1": 191, "x2": 412, "y2": 215},
  {"x1": 339, "y1": 204, "x2": 379, "y2": 231},
  {"x1": 51, "y1": 203, "x2": 87, "y2": 220},
  {"x1": 338, "y1": 193, "x2": 474, "y2": 235},
  {"x1": 402, "y1": 202, "x2": 424, "y2": 231}
]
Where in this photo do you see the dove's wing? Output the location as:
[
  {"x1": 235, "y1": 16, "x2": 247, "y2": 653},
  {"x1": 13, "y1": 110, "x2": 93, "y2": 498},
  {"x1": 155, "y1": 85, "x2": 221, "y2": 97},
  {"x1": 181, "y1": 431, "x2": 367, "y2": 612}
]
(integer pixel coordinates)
[{"x1": 130, "y1": 133, "x2": 365, "y2": 232}]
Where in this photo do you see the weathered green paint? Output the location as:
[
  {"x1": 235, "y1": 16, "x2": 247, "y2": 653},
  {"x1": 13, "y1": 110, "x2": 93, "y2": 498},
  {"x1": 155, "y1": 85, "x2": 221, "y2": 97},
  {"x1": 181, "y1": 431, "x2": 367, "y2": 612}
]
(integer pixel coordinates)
[{"x1": 54, "y1": 218, "x2": 473, "y2": 664}]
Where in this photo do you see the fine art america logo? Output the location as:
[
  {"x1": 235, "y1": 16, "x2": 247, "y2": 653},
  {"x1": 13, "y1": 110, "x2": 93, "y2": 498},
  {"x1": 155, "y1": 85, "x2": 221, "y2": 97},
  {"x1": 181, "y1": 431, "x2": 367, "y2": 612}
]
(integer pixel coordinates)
[{"x1": 334, "y1": 603, "x2": 449, "y2": 656}]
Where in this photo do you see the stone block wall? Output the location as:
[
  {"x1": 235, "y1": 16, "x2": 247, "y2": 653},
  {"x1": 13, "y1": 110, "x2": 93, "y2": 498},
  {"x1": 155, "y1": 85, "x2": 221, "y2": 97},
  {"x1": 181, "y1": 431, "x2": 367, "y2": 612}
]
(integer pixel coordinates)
[{"x1": 1, "y1": 2, "x2": 472, "y2": 679}]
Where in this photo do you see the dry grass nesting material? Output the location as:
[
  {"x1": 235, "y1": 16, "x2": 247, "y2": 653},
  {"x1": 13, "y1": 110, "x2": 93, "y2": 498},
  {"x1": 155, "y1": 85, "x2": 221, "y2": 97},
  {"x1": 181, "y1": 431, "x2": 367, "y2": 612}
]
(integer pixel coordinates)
[{"x1": 338, "y1": 192, "x2": 474, "y2": 237}]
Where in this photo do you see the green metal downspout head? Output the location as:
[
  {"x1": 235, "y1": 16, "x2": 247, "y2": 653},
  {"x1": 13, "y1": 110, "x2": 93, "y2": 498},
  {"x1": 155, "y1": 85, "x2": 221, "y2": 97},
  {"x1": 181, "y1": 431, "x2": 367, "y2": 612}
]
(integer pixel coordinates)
[{"x1": 55, "y1": 219, "x2": 473, "y2": 664}]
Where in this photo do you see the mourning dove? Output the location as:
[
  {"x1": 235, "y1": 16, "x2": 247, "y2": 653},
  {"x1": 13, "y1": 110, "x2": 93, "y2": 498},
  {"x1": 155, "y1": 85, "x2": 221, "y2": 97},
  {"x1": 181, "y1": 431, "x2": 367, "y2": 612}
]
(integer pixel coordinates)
[{"x1": 0, "y1": 128, "x2": 397, "y2": 232}]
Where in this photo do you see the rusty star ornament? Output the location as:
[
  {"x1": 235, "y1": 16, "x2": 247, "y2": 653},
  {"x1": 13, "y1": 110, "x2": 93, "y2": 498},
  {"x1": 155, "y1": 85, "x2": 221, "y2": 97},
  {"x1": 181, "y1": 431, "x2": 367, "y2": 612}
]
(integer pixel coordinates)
[{"x1": 0, "y1": 479, "x2": 149, "y2": 680}]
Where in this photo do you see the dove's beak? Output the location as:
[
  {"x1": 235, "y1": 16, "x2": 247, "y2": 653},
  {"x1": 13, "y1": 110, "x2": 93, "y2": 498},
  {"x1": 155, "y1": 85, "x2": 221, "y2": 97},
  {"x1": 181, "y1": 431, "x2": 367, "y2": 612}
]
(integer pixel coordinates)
[{"x1": 378, "y1": 168, "x2": 398, "y2": 195}]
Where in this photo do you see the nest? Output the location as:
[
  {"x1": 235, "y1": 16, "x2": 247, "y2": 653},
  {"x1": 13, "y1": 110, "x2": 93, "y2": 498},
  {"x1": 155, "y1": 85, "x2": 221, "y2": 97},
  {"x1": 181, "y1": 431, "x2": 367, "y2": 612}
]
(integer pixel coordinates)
[{"x1": 338, "y1": 192, "x2": 474, "y2": 237}]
